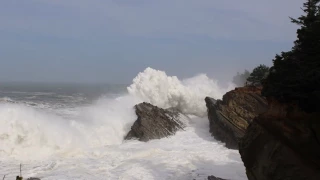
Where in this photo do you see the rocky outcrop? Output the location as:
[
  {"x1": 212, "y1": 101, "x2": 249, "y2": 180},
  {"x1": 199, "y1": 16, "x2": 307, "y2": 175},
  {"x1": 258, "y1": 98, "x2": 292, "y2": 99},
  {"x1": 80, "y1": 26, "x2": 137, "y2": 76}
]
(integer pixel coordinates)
[
  {"x1": 125, "y1": 102, "x2": 186, "y2": 141},
  {"x1": 207, "y1": 175, "x2": 226, "y2": 180},
  {"x1": 205, "y1": 86, "x2": 268, "y2": 149},
  {"x1": 239, "y1": 97, "x2": 320, "y2": 180}
]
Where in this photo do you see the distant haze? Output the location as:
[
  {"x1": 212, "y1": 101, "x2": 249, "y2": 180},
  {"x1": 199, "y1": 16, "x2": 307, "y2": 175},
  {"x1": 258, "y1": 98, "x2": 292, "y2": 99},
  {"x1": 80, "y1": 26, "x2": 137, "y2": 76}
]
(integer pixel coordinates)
[{"x1": 0, "y1": 0, "x2": 303, "y2": 83}]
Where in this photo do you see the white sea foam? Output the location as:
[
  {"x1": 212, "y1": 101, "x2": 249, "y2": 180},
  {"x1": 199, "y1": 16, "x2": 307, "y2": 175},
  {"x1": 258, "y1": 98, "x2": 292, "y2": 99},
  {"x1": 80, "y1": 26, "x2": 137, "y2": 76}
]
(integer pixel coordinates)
[
  {"x1": 128, "y1": 67, "x2": 234, "y2": 117},
  {"x1": 0, "y1": 95, "x2": 139, "y2": 160},
  {"x1": 0, "y1": 103, "x2": 78, "y2": 160},
  {"x1": 0, "y1": 68, "x2": 245, "y2": 180}
]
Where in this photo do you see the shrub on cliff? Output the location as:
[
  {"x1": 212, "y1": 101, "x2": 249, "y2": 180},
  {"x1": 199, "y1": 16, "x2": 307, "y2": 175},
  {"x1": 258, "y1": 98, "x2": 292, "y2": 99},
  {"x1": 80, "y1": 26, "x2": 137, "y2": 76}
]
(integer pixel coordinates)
[
  {"x1": 232, "y1": 70, "x2": 250, "y2": 87},
  {"x1": 262, "y1": 0, "x2": 320, "y2": 112},
  {"x1": 246, "y1": 64, "x2": 269, "y2": 86}
]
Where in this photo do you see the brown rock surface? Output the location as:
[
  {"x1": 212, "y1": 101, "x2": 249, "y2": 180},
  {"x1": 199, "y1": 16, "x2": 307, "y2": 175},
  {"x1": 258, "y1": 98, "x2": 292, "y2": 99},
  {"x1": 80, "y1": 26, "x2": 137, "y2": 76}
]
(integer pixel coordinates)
[
  {"x1": 239, "y1": 97, "x2": 320, "y2": 180},
  {"x1": 125, "y1": 102, "x2": 186, "y2": 141},
  {"x1": 205, "y1": 86, "x2": 268, "y2": 149}
]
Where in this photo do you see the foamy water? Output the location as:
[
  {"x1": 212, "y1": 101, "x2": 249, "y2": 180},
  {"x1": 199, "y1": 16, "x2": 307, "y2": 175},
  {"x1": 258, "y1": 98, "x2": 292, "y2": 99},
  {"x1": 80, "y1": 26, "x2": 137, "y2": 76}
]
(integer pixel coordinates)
[
  {"x1": 128, "y1": 68, "x2": 234, "y2": 117},
  {"x1": 0, "y1": 68, "x2": 245, "y2": 180}
]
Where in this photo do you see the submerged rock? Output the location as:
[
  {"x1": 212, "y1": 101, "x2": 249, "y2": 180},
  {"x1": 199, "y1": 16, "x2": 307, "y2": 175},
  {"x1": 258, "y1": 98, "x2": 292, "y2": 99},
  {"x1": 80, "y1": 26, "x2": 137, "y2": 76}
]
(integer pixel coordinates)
[
  {"x1": 207, "y1": 175, "x2": 227, "y2": 180},
  {"x1": 239, "y1": 98, "x2": 320, "y2": 180},
  {"x1": 205, "y1": 86, "x2": 268, "y2": 149},
  {"x1": 125, "y1": 102, "x2": 186, "y2": 141}
]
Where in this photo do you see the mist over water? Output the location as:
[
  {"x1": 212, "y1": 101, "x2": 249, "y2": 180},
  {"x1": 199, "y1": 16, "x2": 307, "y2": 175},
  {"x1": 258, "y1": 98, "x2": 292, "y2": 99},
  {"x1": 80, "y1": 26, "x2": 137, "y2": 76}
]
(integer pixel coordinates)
[{"x1": 0, "y1": 68, "x2": 245, "y2": 180}]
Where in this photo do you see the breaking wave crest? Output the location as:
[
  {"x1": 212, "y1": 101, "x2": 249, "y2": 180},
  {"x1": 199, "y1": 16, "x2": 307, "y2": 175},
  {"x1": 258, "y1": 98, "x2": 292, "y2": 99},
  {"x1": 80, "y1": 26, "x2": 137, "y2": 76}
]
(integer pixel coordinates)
[{"x1": 128, "y1": 67, "x2": 234, "y2": 116}]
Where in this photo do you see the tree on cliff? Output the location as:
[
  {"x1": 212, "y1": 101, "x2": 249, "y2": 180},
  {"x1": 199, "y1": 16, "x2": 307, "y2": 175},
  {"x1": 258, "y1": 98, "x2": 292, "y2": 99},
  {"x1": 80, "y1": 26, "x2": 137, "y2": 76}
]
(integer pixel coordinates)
[
  {"x1": 246, "y1": 64, "x2": 269, "y2": 86},
  {"x1": 232, "y1": 70, "x2": 250, "y2": 86},
  {"x1": 262, "y1": 0, "x2": 320, "y2": 112}
]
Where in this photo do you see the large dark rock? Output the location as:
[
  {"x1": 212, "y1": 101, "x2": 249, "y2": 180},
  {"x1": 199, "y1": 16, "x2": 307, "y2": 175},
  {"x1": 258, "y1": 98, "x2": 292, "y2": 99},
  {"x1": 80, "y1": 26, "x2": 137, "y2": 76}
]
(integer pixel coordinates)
[
  {"x1": 205, "y1": 86, "x2": 268, "y2": 149},
  {"x1": 125, "y1": 102, "x2": 186, "y2": 141},
  {"x1": 239, "y1": 97, "x2": 320, "y2": 180}
]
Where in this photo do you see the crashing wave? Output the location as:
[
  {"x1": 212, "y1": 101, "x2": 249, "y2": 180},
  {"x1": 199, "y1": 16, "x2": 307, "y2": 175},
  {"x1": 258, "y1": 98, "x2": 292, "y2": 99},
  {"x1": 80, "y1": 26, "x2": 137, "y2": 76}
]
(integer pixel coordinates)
[
  {"x1": 127, "y1": 67, "x2": 233, "y2": 116},
  {"x1": 0, "y1": 67, "x2": 233, "y2": 159}
]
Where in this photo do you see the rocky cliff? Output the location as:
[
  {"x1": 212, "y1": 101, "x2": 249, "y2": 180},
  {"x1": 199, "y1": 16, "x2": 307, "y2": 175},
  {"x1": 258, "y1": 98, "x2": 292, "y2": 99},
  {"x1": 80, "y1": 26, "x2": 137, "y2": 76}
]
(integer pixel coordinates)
[
  {"x1": 239, "y1": 97, "x2": 320, "y2": 180},
  {"x1": 125, "y1": 102, "x2": 186, "y2": 141},
  {"x1": 205, "y1": 86, "x2": 268, "y2": 149}
]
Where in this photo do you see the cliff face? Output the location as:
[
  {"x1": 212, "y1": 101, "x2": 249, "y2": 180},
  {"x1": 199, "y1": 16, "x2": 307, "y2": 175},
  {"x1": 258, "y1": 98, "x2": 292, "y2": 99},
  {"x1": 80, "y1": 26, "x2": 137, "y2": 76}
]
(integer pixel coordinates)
[
  {"x1": 205, "y1": 86, "x2": 268, "y2": 149},
  {"x1": 239, "y1": 98, "x2": 320, "y2": 180}
]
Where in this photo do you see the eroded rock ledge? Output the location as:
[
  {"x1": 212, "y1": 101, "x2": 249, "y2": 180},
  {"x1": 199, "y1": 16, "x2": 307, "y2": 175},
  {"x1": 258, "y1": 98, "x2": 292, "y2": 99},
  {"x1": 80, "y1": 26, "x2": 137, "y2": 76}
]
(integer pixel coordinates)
[
  {"x1": 205, "y1": 86, "x2": 268, "y2": 149},
  {"x1": 125, "y1": 102, "x2": 186, "y2": 141}
]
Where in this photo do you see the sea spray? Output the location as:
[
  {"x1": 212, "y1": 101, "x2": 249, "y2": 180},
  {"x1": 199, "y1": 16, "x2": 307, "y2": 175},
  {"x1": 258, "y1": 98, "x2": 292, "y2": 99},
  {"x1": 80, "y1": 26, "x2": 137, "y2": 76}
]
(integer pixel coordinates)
[
  {"x1": 0, "y1": 68, "x2": 246, "y2": 179},
  {"x1": 0, "y1": 95, "x2": 139, "y2": 160},
  {"x1": 0, "y1": 103, "x2": 76, "y2": 160},
  {"x1": 128, "y1": 67, "x2": 234, "y2": 116},
  {"x1": 0, "y1": 68, "x2": 234, "y2": 159}
]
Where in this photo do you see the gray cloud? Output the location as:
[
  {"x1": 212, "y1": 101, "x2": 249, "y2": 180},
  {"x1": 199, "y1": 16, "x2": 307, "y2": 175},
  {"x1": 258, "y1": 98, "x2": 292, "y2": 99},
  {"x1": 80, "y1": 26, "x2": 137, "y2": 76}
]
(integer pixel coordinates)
[
  {"x1": 0, "y1": 0, "x2": 304, "y2": 83},
  {"x1": 1, "y1": 0, "x2": 303, "y2": 41}
]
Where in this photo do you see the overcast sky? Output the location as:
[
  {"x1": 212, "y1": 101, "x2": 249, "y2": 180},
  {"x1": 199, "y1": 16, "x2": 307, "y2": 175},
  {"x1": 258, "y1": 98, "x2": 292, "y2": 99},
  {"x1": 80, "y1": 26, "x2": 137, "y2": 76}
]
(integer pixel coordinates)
[{"x1": 0, "y1": 0, "x2": 304, "y2": 83}]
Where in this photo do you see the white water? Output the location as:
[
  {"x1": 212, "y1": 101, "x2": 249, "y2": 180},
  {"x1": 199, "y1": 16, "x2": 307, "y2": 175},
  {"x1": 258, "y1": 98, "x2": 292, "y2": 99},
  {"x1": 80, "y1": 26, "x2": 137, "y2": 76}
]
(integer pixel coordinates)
[
  {"x1": 0, "y1": 68, "x2": 245, "y2": 180},
  {"x1": 128, "y1": 68, "x2": 234, "y2": 117}
]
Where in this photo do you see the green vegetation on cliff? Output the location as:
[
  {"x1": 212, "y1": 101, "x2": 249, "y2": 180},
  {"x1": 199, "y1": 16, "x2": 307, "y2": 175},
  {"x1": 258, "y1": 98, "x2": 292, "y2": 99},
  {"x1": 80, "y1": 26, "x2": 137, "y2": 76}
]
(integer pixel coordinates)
[
  {"x1": 247, "y1": 65, "x2": 269, "y2": 86},
  {"x1": 232, "y1": 70, "x2": 250, "y2": 87},
  {"x1": 262, "y1": 0, "x2": 320, "y2": 112},
  {"x1": 232, "y1": 65, "x2": 269, "y2": 87}
]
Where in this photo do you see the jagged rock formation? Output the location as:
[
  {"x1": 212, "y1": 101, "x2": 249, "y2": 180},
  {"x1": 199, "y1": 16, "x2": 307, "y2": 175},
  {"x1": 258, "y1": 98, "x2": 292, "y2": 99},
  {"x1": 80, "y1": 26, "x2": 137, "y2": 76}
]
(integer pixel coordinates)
[
  {"x1": 205, "y1": 86, "x2": 268, "y2": 149},
  {"x1": 239, "y1": 98, "x2": 320, "y2": 180},
  {"x1": 207, "y1": 175, "x2": 226, "y2": 180},
  {"x1": 125, "y1": 102, "x2": 186, "y2": 141}
]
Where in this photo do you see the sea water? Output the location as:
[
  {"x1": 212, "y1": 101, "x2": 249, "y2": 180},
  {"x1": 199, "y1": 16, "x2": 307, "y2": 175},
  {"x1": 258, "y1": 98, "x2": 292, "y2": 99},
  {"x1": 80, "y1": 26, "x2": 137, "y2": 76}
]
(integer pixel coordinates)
[{"x1": 0, "y1": 68, "x2": 246, "y2": 180}]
